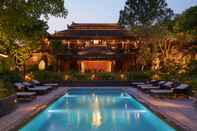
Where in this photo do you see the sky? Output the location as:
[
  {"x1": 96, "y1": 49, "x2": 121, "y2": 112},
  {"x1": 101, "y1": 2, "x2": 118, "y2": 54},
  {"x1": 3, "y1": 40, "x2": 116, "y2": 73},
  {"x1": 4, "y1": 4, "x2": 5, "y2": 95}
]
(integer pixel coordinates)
[{"x1": 47, "y1": 0, "x2": 197, "y2": 33}]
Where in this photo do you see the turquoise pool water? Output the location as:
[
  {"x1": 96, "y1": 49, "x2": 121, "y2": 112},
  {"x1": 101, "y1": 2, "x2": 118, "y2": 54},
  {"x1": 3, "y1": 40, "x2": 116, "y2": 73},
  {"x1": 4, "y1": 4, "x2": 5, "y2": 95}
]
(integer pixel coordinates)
[{"x1": 20, "y1": 88, "x2": 176, "y2": 131}]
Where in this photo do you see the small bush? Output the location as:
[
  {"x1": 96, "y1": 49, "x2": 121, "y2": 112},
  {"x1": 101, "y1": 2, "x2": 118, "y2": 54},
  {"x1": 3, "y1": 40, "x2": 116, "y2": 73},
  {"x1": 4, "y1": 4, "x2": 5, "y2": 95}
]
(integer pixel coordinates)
[
  {"x1": 33, "y1": 71, "x2": 64, "y2": 81},
  {"x1": 0, "y1": 71, "x2": 22, "y2": 83},
  {"x1": 96, "y1": 73, "x2": 115, "y2": 80},
  {"x1": 127, "y1": 71, "x2": 152, "y2": 80},
  {"x1": 189, "y1": 78, "x2": 197, "y2": 91},
  {"x1": 0, "y1": 80, "x2": 15, "y2": 98},
  {"x1": 188, "y1": 60, "x2": 197, "y2": 76}
]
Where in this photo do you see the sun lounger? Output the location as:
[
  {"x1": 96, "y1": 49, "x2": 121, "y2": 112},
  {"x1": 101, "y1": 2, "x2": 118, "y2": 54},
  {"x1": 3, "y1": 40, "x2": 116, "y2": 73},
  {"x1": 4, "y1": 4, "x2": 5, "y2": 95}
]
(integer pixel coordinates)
[
  {"x1": 150, "y1": 83, "x2": 192, "y2": 96},
  {"x1": 14, "y1": 83, "x2": 26, "y2": 91},
  {"x1": 23, "y1": 81, "x2": 53, "y2": 91},
  {"x1": 27, "y1": 86, "x2": 50, "y2": 94},
  {"x1": 16, "y1": 92, "x2": 36, "y2": 101},
  {"x1": 131, "y1": 80, "x2": 158, "y2": 88},
  {"x1": 160, "y1": 81, "x2": 174, "y2": 89},
  {"x1": 32, "y1": 80, "x2": 58, "y2": 90},
  {"x1": 16, "y1": 82, "x2": 51, "y2": 94},
  {"x1": 150, "y1": 89, "x2": 174, "y2": 94},
  {"x1": 139, "y1": 81, "x2": 166, "y2": 90},
  {"x1": 174, "y1": 84, "x2": 191, "y2": 95}
]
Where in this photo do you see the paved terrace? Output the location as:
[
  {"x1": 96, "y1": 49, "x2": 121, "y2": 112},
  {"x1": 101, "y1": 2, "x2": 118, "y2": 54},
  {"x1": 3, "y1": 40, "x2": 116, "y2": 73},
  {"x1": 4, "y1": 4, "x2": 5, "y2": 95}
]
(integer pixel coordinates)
[
  {"x1": 127, "y1": 88, "x2": 197, "y2": 131},
  {"x1": 0, "y1": 87, "x2": 68, "y2": 131},
  {"x1": 0, "y1": 86, "x2": 197, "y2": 131}
]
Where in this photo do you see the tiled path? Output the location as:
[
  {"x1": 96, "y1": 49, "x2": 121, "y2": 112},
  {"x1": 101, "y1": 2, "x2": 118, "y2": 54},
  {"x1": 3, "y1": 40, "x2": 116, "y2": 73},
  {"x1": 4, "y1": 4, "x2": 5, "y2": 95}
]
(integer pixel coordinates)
[
  {"x1": 0, "y1": 87, "x2": 68, "y2": 131},
  {"x1": 127, "y1": 88, "x2": 197, "y2": 131}
]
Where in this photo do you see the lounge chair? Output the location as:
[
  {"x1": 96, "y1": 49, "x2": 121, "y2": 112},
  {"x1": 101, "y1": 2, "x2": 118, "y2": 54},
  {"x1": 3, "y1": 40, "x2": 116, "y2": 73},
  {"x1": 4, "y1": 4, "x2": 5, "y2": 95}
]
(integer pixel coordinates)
[
  {"x1": 139, "y1": 81, "x2": 166, "y2": 91},
  {"x1": 22, "y1": 82, "x2": 51, "y2": 94},
  {"x1": 14, "y1": 83, "x2": 26, "y2": 91},
  {"x1": 32, "y1": 80, "x2": 58, "y2": 89},
  {"x1": 23, "y1": 81, "x2": 52, "y2": 90},
  {"x1": 173, "y1": 84, "x2": 192, "y2": 95},
  {"x1": 14, "y1": 83, "x2": 37, "y2": 101},
  {"x1": 150, "y1": 83, "x2": 192, "y2": 96},
  {"x1": 131, "y1": 80, "x2": 158, "y2": 88},
  {"x1": 150, "y1": 88, "x2": 174, "y2": 94},
  {"x1": 16, "y1": 92, "x2": 36, "y2": 101}
]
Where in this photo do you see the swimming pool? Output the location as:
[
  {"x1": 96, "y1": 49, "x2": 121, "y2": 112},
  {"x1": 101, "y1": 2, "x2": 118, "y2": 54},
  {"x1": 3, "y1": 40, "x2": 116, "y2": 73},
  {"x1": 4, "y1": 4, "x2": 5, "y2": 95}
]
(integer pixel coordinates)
[{"x1": 20, "y1": 88, "x2": 176, "y2": 131}]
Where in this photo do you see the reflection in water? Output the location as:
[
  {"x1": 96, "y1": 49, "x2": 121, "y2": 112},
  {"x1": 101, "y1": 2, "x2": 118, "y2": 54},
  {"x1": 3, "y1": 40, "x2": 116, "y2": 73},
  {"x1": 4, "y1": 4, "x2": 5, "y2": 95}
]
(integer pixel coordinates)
[
  {"x1": 92, "y1": 111, "x2": 102, "y2": 127},
  {"x1": 91, "y1": 95, "x2": 103, "y2": 128},
  {"x1": 77, "y1": 111, "x2": 80, "y2": 126},
  {"x1": 112, "y1": 110, "x2": 116, "y2": 124},
  {"x1": 135, "y1": 112, "x2": 141, "y2": 120}
]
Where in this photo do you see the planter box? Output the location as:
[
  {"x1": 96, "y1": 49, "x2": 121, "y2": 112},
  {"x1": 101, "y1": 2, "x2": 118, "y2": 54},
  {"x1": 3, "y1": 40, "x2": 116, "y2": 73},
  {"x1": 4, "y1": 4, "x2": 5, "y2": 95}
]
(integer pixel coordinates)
[{"x1": 0, "y1": 94, "x2": 17, "y2": 117}]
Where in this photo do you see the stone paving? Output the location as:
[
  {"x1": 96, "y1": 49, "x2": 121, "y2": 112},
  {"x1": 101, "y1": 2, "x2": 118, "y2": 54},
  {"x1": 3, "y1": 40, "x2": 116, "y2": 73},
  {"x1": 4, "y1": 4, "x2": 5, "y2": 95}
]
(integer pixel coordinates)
[
  {"x1": 0, "y1": 87, "x2": 68, "y2": 131},
  {"x1": 0, "y1": 86, "x2": 197, "y2": 131},
  {"x1": 127, "y1": 88, "x2": 197, "y2": 131}
]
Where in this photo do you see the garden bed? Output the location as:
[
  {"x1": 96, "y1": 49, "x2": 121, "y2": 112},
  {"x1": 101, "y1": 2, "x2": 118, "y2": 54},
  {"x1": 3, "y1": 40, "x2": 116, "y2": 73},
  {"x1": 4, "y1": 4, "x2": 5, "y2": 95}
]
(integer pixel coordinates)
[{"x1": 0, "y1": 94, "x2": 17, "y2": 117}]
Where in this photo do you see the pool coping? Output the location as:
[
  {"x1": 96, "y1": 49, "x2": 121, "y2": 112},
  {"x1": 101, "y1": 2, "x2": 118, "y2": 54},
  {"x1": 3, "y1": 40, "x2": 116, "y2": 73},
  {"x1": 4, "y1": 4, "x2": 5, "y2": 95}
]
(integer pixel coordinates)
[
  {"x1": 2, "y1": 86, "x2": 194, "y2": 131},
  {"x1": 0, "y1": 87, "x2": 68, "y2": 131},
  {"x1": 126, "y1": 88, "x2": 194, "y2": 131},
  {"x1": 16, "y1": 88, "x2": 68, "y2": 130}
]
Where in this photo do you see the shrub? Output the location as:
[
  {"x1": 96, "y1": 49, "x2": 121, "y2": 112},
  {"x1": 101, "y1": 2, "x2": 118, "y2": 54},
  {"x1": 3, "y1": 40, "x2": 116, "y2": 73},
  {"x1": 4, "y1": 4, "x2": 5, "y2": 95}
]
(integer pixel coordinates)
[
  {"x1": 0, "y1": 71, "x2": 22, "y2": 83},
  {"x1": 96, "y1": 73, "x2": 116, "y2": 80},
  {"x1": 0, "y1": 80, "x2": 15, "y2": 98},
  {"x1": 127, "y1": 71, "x2": 152, "y2": 80},
  {"x1": 33, "y1": 71, "x2": 64, "y2": 81},
  {"x1": 188, "y1": 60, "x2": 197, "y2": 76},
  {"x1": 189, "y1": 78, "x2": 197, "y2": 91}
]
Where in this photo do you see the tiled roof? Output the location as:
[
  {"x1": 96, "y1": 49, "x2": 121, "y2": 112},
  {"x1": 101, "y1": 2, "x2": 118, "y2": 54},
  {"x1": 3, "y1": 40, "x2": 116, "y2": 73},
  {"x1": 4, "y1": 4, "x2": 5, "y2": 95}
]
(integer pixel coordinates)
[{"x1": 50, "y1": 23, "x2": 135, "y2": 40}]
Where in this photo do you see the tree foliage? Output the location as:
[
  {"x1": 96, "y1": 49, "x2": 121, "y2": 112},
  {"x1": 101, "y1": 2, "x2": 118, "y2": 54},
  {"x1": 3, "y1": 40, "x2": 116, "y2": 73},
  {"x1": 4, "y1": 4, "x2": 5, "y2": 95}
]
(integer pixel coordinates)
[
  {"x1": 0, "y1": 0, "x2": 67, "y2": 70},
  {"x1": 119, "y1": 0, "x2": 173, "y2": 29},
  {"x1": 173, "y1": 6, "x2": 197, "y2": 35}
]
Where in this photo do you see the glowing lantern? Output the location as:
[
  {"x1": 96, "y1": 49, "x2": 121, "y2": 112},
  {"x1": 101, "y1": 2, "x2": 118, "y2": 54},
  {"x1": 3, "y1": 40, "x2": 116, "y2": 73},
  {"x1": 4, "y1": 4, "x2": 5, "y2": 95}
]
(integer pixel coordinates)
[
  {"x1": 38, "y1": 60, "x2": 46, "y2": 70},
  {"x1": 64, "y1": 74, "x2": 69, "y2": 80},
  {"x1": 120, "y1": 74, "x2": 125, "y2": 80}
]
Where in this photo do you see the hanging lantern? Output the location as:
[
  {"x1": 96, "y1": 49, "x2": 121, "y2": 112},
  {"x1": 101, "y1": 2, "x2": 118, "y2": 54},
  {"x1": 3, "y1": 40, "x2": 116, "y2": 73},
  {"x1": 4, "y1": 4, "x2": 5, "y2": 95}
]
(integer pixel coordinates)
[{"x1": 38, "y1": 60, "x2": 46, "y2": 70}]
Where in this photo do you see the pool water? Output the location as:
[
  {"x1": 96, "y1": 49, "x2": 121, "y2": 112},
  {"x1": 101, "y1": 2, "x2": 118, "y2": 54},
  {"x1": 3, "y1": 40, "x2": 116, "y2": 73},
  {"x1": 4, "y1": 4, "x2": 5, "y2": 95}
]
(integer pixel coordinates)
[{"x1": 20, "y1": 88, "x2": 176, "y2": 131}]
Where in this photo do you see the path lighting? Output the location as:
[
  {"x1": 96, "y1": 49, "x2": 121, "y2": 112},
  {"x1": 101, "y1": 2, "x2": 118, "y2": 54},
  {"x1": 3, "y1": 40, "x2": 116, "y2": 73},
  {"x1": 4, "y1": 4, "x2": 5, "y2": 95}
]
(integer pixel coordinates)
[
  {"x1": 120, "y1": 74, "x2": 125, "y2": 80},
  {"x1": 38, "y1": 60, "x2": 46, "y2": 70},
  {"x1": 0, "y1": 54, "x2": 8, "y2": 58},
  {"x1": 64, "y1": 74, "x2": 69, "y2": 80},
  {"x1": 91, "y1": 74, "x2": 96, "y2": 80}
]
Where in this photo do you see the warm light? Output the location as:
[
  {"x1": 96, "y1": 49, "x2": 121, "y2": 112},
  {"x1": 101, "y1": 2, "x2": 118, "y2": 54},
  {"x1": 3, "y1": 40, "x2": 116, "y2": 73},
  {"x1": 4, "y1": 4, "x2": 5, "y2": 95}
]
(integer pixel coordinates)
[
  {"x1": 92, "y1": 111, "x2": 102, "y2": 127},
  {"x1": 93, "y1": 40, "x2": 99, "y2": 44},
  {"x1": 32, "y1": 56, "x2": 38, "y2": 62},
  {"x1": 25, "y1": 74, "x2": 33, "y2": 81},
  {"x1": 91, "y1": 74, "x2": 96, "y2": 80},
  {"x1": 91, "y1": 95, "x2": 102, "y2": 128},
  {"x1": 80, "y1": 60, "x2": 112, "y2": 73},
  {"x1": 38, "y1": 60, "x2": 46, "y2": 70},
  {"x1": 120, "y1": 74, "x2": 125, "y2": 79},
  {"x1": 0, "y1": 54, "x2": 8, "y2": 58},
  {"x1": 64, "y1": 74, "x2": 69, "y2": 80}
]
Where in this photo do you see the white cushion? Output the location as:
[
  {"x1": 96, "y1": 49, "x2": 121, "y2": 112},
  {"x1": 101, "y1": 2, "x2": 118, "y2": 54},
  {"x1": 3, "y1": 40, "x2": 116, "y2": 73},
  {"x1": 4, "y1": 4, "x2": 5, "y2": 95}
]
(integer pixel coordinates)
[
  {"x1": 176, "y1": 84, "x2": 189, "y2": 89},
  {"x1": 163, "y1": 82, "x2": 173, "y2": 86},
  {"x1": 151, "y1": 89, "x2": 173, "y2": 93},
  {"x1": 158, "y1": 81, "x2": 165, "y2": 85},
  {"x1": 14, "y1": 83, "x2": 25, "y2": 88},
  {"x1": 32, "y1": 80, "x2": 40, "y2": 84},
  {"x1": 23, "y1": 82, "x2": 32, "y2": 86}
]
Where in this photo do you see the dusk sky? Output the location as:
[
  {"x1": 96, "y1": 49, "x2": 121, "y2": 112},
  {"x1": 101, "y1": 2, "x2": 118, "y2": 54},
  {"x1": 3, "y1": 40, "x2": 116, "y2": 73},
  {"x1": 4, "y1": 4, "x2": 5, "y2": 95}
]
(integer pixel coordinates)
[{"x1": 47, "y1": 0, "x2": 197, "y2": 33}]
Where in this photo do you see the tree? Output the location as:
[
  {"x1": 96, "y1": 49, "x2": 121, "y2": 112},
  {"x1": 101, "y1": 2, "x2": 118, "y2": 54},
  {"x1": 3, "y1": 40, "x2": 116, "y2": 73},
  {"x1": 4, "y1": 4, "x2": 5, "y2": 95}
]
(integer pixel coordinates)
[
  {"x1": 0, "y1": 0, "x2": 68, "y2": 70},
  {"x1": 119, "y1": 0, "x2": 173, "y2": 30},
  {"x1": 173, "y1": 6, "x2": 197, "y2": 35}
]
